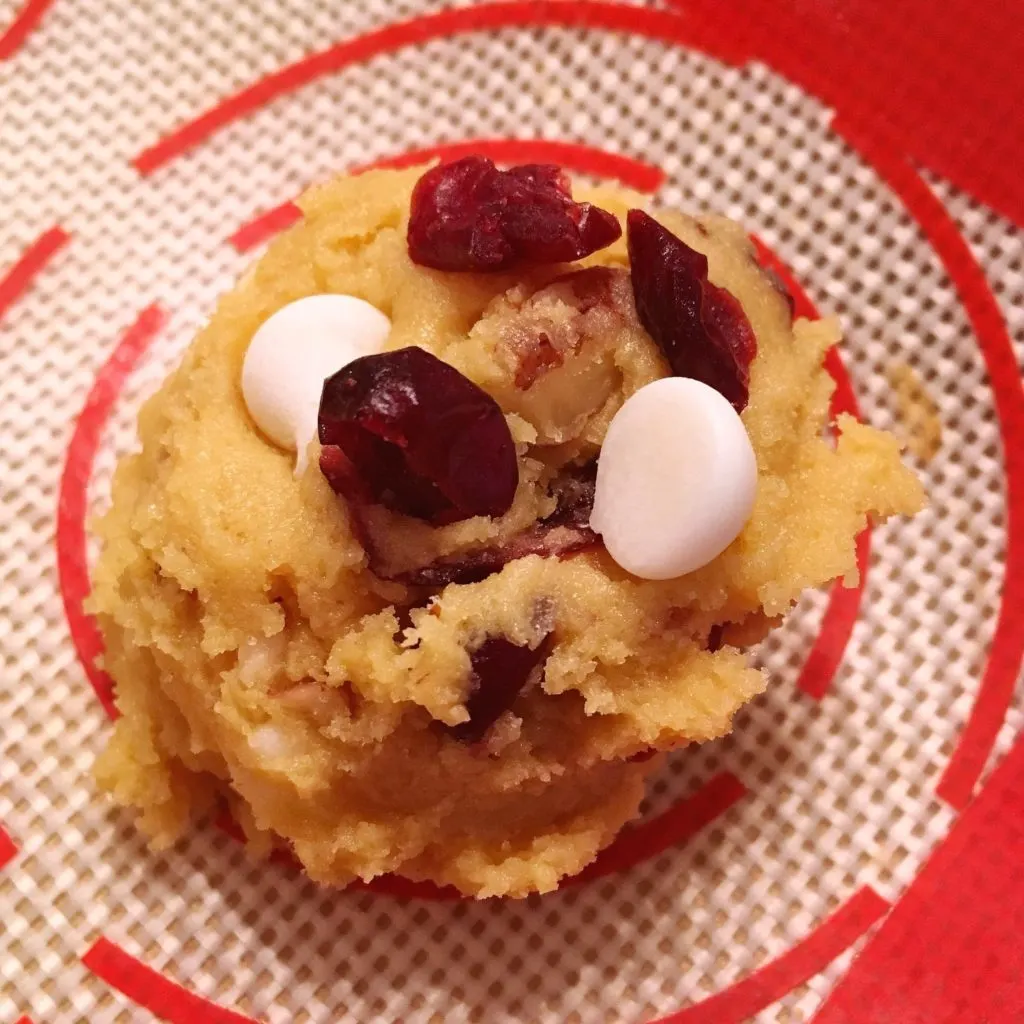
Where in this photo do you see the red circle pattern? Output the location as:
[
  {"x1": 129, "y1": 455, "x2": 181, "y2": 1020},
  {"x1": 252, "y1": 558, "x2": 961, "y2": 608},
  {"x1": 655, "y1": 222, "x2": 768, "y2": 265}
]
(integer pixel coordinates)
[{"x1": 0, "y1": 1, "x2": 1019, "y2": 1021}]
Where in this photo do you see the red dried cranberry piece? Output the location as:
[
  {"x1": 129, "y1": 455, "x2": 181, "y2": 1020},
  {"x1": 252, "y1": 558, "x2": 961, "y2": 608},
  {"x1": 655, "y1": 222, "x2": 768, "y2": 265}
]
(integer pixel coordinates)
[
  {"x1": 447, "y1": 634, "x2": 554, "y2": 744},
  {"x1": 318, "y1": 347, "x2": 518, "y2": 524},
  {"x1": 626, "y1": 209, "x2": 757, "y2": 411},
  {"x1": 407, "y1": 156, "x2": 621, "y2": 272}
]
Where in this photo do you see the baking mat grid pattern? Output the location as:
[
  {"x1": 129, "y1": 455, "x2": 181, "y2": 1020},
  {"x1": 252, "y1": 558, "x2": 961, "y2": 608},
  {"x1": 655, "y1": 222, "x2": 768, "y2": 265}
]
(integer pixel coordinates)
[{"x1": 1, "y1": 0, "x2": 1021, "y2": 1021}]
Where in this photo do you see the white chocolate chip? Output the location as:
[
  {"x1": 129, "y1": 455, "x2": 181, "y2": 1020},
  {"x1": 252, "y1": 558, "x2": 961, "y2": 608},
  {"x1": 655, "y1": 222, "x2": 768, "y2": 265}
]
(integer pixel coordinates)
[
  {"x1": 237, "y1": 633, "x2": 287, "y2": 685},
  {"x1": 241, "y1": 294, "x2": 391, "y2": 474},
  {"x1": 590, "y1": 377, "x2": 757, "y2": 580},
  {"x1": 248, "y1": 724, "x2": 301, "y2": 762}
]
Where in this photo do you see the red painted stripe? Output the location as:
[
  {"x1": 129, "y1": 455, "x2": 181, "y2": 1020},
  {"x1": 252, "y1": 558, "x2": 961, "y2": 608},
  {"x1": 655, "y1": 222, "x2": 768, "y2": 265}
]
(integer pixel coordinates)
[
  {"x1": 749, "y1": 236, "x2": 862, "y2": 422},
  {"x1": 229, "y1": 137, "x2": 664, "y2": 252},
  {"x1": 834, "y1": 120, "x2": 1024, "y2": 810},
  {"x1": 228, "y1": 201, "x2": 301, "y2": 252},
  {"x1": 666, "y1": 0, "x2": 1024, "y2": 229},
  {"x1": 750, "y1": 236, "x2": 870, "y2": 701},
  {"x1": 573, "y1": 771, "x2": 747, "y2": 884},
  {"x1": 821, "y1": 348, "x2": 860, "y2": 424},
  {"x1": 0, "y1": 0, "x2": 56, "y2": 60},
  {"x1": 814, "y1": 736, "x2": 1024, "y2": 1024},
  {"x1": 797, "y1": 529, "x2": 871, "y2": 701},
  {"x1": 83, "y1": 937, "x2": 258, "y2": 1024},
  {"x1": 133, "y1": 1, "x2": 744, "y2": 175},
  {"x1": 750, "y1": 237, "x2": 819, "y2": 321},
  {"x1": 0, "y1": 226, "x2": 69, "y2": 323},
  {"x1": 653, "y1": 887, "x2": 890, "y2": 1024},
  {"x1": 0, "y1": 824, "x2": 18, "y2": 870},
  {"x1": 56, "y1": 305, "x2": 167, "y2": 720},
  {"x1": 356, "y1": 137, "x2": 665, "y2": 192}
]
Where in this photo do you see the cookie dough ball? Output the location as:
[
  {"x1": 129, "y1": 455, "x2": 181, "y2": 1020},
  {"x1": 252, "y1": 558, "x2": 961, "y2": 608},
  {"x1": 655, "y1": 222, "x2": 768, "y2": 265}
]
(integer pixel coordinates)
[{"x1": 91, "y1": 164, "x2": 923, "y2": 897}]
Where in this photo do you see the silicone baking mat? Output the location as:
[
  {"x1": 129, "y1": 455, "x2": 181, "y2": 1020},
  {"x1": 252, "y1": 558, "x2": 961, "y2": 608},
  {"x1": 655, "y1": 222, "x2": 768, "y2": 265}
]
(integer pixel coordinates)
[{"x1": 2, "y1": 1, "x2": 1023, "y2": 1021}]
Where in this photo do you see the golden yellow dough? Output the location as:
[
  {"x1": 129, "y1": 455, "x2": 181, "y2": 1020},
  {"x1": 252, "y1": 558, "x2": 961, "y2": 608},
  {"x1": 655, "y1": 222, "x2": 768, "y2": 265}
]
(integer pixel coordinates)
[{"x1": 90, "y1": 166, "x2": 924, "y2": 897}]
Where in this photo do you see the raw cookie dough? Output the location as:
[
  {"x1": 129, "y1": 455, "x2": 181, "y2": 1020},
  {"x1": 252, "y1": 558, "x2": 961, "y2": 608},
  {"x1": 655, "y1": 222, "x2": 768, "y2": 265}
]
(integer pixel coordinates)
[{"x1": 90, "y1": 165, "x2": 924, "y2": 897}]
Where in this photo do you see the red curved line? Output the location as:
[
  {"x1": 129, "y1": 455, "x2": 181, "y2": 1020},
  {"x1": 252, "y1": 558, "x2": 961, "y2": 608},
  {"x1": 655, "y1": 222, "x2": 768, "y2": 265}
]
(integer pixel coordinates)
[
  {"x1": 59, "y1": 13, "x2": 1016, "y2": 1018},
  {"x1": 83, "y1": 937, "x2": 258, "y2": 1024},
  {"x1": 751, "y1": 235, "x2": 870, "y2": 701},
  {"x1": 797, "y1": 529, "x2": 871, "y2": 701},
  {"x1": 832, "y1": 119, "x2": 1024, "y2": 811},
  {"x1": 228, "y1": 201, "x2": 301, "y2": 253},
  {"x1": 133, "y1": 1, "x2": 744, "y2": 175},
  {"x1": 229, "y1": 137, "x2": 665, "y2": 253},
  {"x1": 651, "y1": 887, "x2": 890, "y2": 1024},
  {"x1": 812, "y1": 735, "x2": 1024, "y2": 1023},
  {"x1": 14, "y1": 1016, "x2": 34, "y2": 1024},
  {"x1": 356, "y1": 137, "x2": 665, "y2": 191},
  {"x1": 573, "y1": 771, "x2": 747, "y2": 884},
  {"x1": 0, "y1": 0, "x2": 56, "y2": 60},
  {"x1": 821, "y1": 348, "x2": 860, "y2": 423},
  {"x1": 750, "y1": 237, "x2": 819, "y2": 322},
  {"x1": 56, "y1": 305, "x2": 167, "y2": 720},
  {"x1": 0, "y1": 824, "x2": 17, "y2": 870},
  {"x1": 749, "y1": 236, "x2": 862, "y2": 420},
  {"x1": 0, "y1": 226, "x2": 69, "y2": 323}
]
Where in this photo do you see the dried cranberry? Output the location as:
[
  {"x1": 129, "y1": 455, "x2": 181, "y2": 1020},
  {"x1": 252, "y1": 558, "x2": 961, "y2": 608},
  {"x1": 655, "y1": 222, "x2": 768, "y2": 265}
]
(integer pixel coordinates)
[
  {"x1": 386, "y1": 461, "x2": 598, "y2": 588},
  {"x1": 318, "y1": 347, "x2": 518, "y2": 524},
  {"x1": 626, "y1": 209, "x2": 757, "y2": 411},
  {"x1": 407, "y1": 156, "x2": 621, "y2": 272},
  {"x1": 447, "y1": 634, "x2": 554, "y2": 744}
]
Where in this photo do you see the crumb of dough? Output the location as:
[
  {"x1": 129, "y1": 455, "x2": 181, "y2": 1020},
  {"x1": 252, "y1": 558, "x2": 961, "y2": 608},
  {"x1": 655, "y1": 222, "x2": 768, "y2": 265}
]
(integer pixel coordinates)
[
  {"x1": 90, "y1": 166, "x2": 925, "y2": 897},
  {"x1": 886, "y1": 360, "x2": 942, "y2": 462}
]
